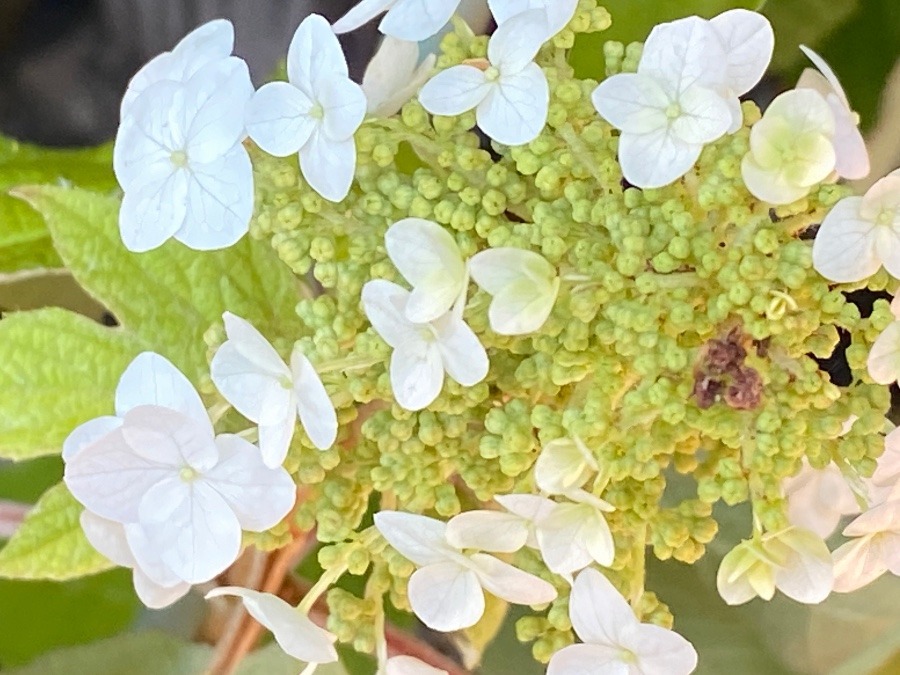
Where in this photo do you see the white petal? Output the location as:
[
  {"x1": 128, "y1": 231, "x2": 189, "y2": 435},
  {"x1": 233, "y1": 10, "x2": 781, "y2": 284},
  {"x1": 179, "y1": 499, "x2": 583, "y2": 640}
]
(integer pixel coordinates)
[
  {"x1": 469, "y1": 247, "x2": 556, "y2": 295},
  {"x1": 119, "y1": 169, "x2": 188, "y2": 253},
  {"x1": 386, "y1": 655, "x2": 448, "y2": 675},
  {"x1": 373, "y1": 511, "x2": 456, "y2": 566},
  {"x1": 64, "y1": 426, "x2": 169, "y2": 523},
  {"x1": 419, "y1": 66, "x2": 490, "y2": 117},
  {"x1": 361, "y1": 280, "x2": 421, "y2": 347},
  {"x1": 121, "y1": 405, "x2": 218, "y2": 470},
  {"x1": 631, "y1": 623, "x2": 699, "y2": 675},
  {"x1": 829, "y1": 95, "x2": 870, "y2": 180},
  {"x1": 710, "y1": 9, "x2": 774, "y2": 95},
  {"x1": 799, "y1": 44, "x2": 850, "y2": 108},
  {"x1": 725, "y1": 95, "x2": 743, "y2": 134},
  {"x1": 391, "y1": 340, "x2": 444, "y2": 411},
  {"x1": 487, "y1": 10, "x2": 547, "y2": 73},
  {"x1": 640, "y1": 16, "x2": 725, "y2": 96},
  {"x1": 63, "y1": 416, "x2": 123, "y2": 462},
  {"x1": 478, "y1": 64, "x2": 549, "y2": 146},
  {"x1": 132, "y1": 569, "x2": 191, "y2": 609},
  {"x1": 363, "y1": 38, "x2": 435, "y2": 118},
  {"x1": 379, "y1": 0, "x2": 461, "y2": 42},
  {"x1": 444, "y1": 511, "x2": 529, "y2": 552},
  {"x1": 771, "y1": 528, "x2": 833, "y2": 604},
  {"x1": 320, "y1": 78, "x2": 367, "y2": 141},
  {"x1": 469, "y1": 553, "x2": 557, "y2": 605},
  {"x1": 547, "y1": 644, "x2": 629, "y2": 675},
  {"x1": 407, "y1": 562, "x2": 484, "y2": 631},
  {"x1": 205, "y1": 434, "x2": 296, "y2": 531},
  {"x1": 741, "y1": 153, "x2": 811, "y2": 206},
  {"x1": 843, "y1": 499, "x2": 900, "y2": 537},
  {"x1": 869, "y1": 322, "x2": 900, "y2": 385},
  {"x1": 385, "y1": 218, "x2": 467, "y2": 323},
  {"x1": 494, "y1": 493, "x2": 557, "y2": 523},
  {"x1": 591, "y1": 73, "x2": 669, "y2": 135},
  {"x1": 245, "y1": 82, "x2": 315, "y2": 157},
  {"x1": 534, "y1": 438, "x2": 595, "y2": 495},
  {"x1": 287, "y1": 14, "x2": 349, "y2": 92},
  {"x1": 432, "y1": 314, "x2": 489, "y2": 386},
  {"x1": 176, "y1": 147, "x2": 254, "y2": 251},
  {"x1": 332, "y1": 0, "x2": 395, "y2": 35},
  {"x1": 618, "y1": 130, "x2": 702, "y2": 189},
  {"x1": 537, "y1": 502, "x2": 613, "y2": 574},
  {"x1": 124, "y1": 521, "x2": 191, "y2": 588},
  {"x1": 291, "y1": 349, "x2": 338, "y2": 450},
  {"x1": 138, "y1": 478, "x2": 242, "y2": 583},
  {"x1": 767, "y1": 87, "x2": 836, "y2": 136},
  {"x1": 812, "y1": 197, "x2": 880, "y2": 282},
  {"x1": 115, "y1": 352, "x2": 209, "y2": 426},
  {"x1": 568, "y1": 567, "x2": 635, "y2": 645},
  {"x1": 488, "y1": 277, "x2": 559, "y2": 335},
  {"x1": 833, "y1": 535, "x2": 888, "y2": 593},
  {"x1": 80, "y1": 511, "x2": 137, "y2": 568},
  {"x1": 299, "y1": 129, "x2": 357, "y2": 202},
  {"x1": 258, "y1": 412, "x2": 296, "y2": 469},
  {"x1": 182, "y1": 58, "x2": 253, "y2": 162},
  {"x1": 671, "y1": 84, "x2": 731, "y2": 144},
  {"x1": 206, "y1": 587, "x2": 338, "y2": 663}
]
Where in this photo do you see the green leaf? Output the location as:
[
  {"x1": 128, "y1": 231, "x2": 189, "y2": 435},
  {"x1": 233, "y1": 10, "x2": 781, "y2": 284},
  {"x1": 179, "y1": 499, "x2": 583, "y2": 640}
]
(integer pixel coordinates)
[
  {"x1": 238, "y1": 643, "x2": 350, "y2": 675},
  {"x1": 13, "y1": 186, "x2": 303, "y2": 380},
  {"x1": 0, "y1": 194, "x2": 61, "y2": 272},
  {"x1": 0, "y1": 307, "x2": 145, "y2": 460},
  {"x1": 764, "y1": 0, "x2": 861, "y2": 71},
  {"x1": 0, "y1": 456, "x2": 63, "y2": 503},
  {"x1": 0, "y1": 482, "x2": 112, "y2": 580}
]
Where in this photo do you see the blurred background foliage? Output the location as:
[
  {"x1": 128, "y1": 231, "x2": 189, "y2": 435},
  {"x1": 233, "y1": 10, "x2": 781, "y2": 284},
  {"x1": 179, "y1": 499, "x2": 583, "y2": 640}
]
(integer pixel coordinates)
[{"x1": 0, "y1": 0, "x2": 898, "y2": 673}]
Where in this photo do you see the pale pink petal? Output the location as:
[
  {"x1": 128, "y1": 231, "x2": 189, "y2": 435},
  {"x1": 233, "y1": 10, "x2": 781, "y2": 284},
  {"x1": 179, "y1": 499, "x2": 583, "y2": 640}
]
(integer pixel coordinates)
[{"x1": 868, "y1": 322, "x2": 900, "y2": 386}]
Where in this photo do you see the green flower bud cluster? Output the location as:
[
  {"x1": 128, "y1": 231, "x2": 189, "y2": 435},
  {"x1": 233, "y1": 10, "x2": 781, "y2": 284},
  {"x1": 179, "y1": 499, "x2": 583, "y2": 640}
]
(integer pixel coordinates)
[{"x1": 240, "y1": 2, "x2": 892, "y2": 666}]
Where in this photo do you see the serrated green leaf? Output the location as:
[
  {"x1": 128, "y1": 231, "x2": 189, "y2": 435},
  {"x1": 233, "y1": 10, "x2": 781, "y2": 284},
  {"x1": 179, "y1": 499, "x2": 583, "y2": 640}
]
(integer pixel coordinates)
[
  {"x1": 0, "y1": 194, "x2": 62, "y2": 272},
  {"x1": 0, "y1": 482, "x2": 112, "y2": 580},
  {"x1": 13, "y1": 186, "x2": 302, "y2": 380},
  {"x1": 0, "y1": 307, "x2": 145, "y2": 460}
]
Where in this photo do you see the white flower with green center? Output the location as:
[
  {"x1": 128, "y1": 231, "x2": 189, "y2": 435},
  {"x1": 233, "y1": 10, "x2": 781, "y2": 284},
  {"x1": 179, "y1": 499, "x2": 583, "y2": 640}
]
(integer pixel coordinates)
[
  {"x1": 592, "y1": 16, "x2": 732, "y2": 188},
  {"x1": 205, "y1": 587, "x2": 338, "y2": 667},
  {"x1": 363, "y1": 37, "x2": 436, "y2": 118},
  {"x1": 534, "y1": 437, "x2": 599, "y2": 495},
  {"x1": 812, "y1": 169, "x2": 900, "y2": 283},
  {"x1": 469, "y1": 247, "x2": 560, "y2": 335},
  {"x1": 740, "y1": 88, "x2": 836, "y2": 205},
  {"x1": 63, "y1": 352, "x2": 296, "y2": 585},
  {"x1": 333, "y1": 0, "x2": 463, "y2": 42},
  {"x1": 361, "y1": 279, "x2": 489, "y2": 411},
  {"x1": 374, "y1": 511, "x2": 557, "y2": 632},
  {"x1": 384, "y1": 218, "x2": 468, "y2": 323},
  {"x1": 547, "y1": 568, "x2": 698, "y2": 675},
  {"x1": 488, "y1": 0, "x2": 579, "y2": 39},
  {"x1": 245, "y1": 14, "x2": 366, "y2": 202},
  {"x1": 832, "y1": 494, "x2": 900, "y2": 593},
  {"x1": 716, "y1": 528, "x2": 833, "y2": 605},
  {"x1": 535, "y1": 489, "x2": 616, "y2": 575},
  {"x1": 418, "y1": 10, "x2": 550, "y2": 146},
  {"x1": 210, "y1": 312, "x2": 337, "y2": 467},
  {"x1": 797, "y1": 44, "x2": 870, "y2": 180},
  {"x1": 113, "y1": 58, "x2": 254, "y2": 252}
]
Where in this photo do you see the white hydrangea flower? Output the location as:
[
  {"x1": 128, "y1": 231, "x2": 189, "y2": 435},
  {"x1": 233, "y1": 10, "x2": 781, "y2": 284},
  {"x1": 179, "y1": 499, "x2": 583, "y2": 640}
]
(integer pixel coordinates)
[
  {"x1": 784, "y1": 459, "x2": 860, "y2": 538},
  {"x1": 716, "y1": 528, "x2": 833, "y2": 605},
  {"x1": 120, "y1": 19, "x2": 236, "y2": 117},
  {"x1": 64, "y1": 352, "x2": 296, "y2": 585},
  {"x1": 386, "y1": 656, "x2": 448, "y2": 675},
  {"x1": 469, "y1": 247, "x2": 559, "y2": 335},
  {"x1": 534, "y1": 436, "x2": 598, "y2": 495},
  {"x1": 547, "y1": 568, "x2": 698, "y2": 675},
  {"x1": 707, "y1": 9, "x2": 775, "y2": 133},
  {"x1": 866, "y1": 426, "x2": 900, "y2": 505},
  {"x1": 333, "y1": 0, "x2": 463, "y2": 42},
  {"x1": 741, "y1": 88, "x2": 836, "y2": 205},
  {"x1": 797, "y1": 45, "x2": 869, "y2": 180},
  {"x1": 245, "y1": 14, "x2": 366, "y2": 203},
  {"x1": 488, "y1": 0, "x2": 579, "y2": 39},
  {"x1": 210, "y1": 312, "x2": 338, "y2": 468},
  {"x1": 205, "y1": 587, "x2": 338, "y2": 665},
  {"x1": 384, "y1": 218, "x2": 468, "y2": 323},
  {"x1": 79, "y1": 511, "x2": 190, "y2": 609},
  {"x1": 363, "y1": 37, "x2": 436, "y2": 118},
  {"x1": 592, "y1": 16, "x2": 731, "y2": 188},
  {"x1": 535, "y1": 489, "x2": 616, "y2": 575},
  {"x1": 374, "y1": 511, "x2": 557, "y2": 632},
  {"x1": 113, "y1": 60, "x2": 254, "y2": 252},
  {"x1": 361, "y1": 279, "x2": 489, "y2": 411},
  {"x1": 812, "y1": 169, "x2": 900, "y2": 283},
  {"x1": 419, "y1": 11, "x2": 550, "y2": 146},
  {"x1": 832, "y1": 494, "x2": 900, "y2": 593},
  {"x1": 445, "y1": 493, "x2": 557, "y2": 553}
]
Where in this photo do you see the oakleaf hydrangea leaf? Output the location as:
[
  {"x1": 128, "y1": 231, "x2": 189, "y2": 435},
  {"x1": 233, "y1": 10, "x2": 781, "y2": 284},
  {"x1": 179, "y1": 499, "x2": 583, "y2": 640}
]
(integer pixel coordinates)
[
  {"x1": 0, "y1": 308, "x2": 144, "y2": 460},
  {"x1": 11, "y1": 185, "x2": 302, "y2": 379},
  {"x1": 0, "y1": 482, "x2": 112, "y2": 580},
  {"x1": 0, "y1": 194, "x2": 62, "y2": 273}
]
